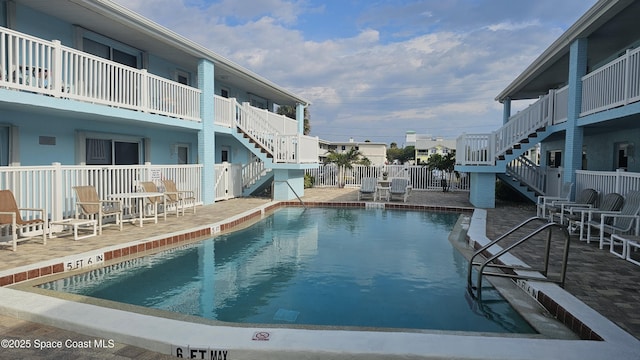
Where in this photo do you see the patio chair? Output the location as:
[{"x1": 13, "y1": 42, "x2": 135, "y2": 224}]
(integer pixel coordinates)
[
  {"x1": 161, "y1": 179, "x2": 196, "y2": 216},
  {"x1": 567, "y1": 192, "x2": 624, "y2": 241},
  {"x1": 536, "y1": 182, "x2": 573, "y2": 218},
  {"x1": 139, "y1": 182, "x2": 167, "y2": 220},
  {"x1": 548, "y1": 188, "x2": 598, "y2": 224},
  {"x1": 0, "y1": 190, "x2": 47, "y2": 251},
  {"x1": 388, "y1": 178, "x2": 411, "y2": 202},
  {"x1": 358, "y1": 177, "x2": 378, "y2": 201},
  {"x1": 584, "y1": 190, "x2": 640, "y2": 250},
  {"x1": 73, "y1": 186, "x2": 123, "y2": 235}
]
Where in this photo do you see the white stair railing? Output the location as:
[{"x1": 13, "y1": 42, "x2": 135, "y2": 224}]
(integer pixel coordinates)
[{"x1": 505, "y1": 156, "x2": 546, "y2": 195}]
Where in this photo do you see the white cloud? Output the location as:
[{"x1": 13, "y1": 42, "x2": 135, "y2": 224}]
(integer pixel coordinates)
[{"x1": 112, "y1": 0, "x2": 595, "y2": 145}]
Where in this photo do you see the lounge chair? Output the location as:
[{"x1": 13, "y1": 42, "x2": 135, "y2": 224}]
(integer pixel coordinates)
[
  {"x1": 73, "y1": 186, "x2": 123, "y2": 235},
  {"x1": 584, "y1": 190, "x2": 640, "y2": 250},
  {"x1": 536, "y1": 182, "x2": 573, "y2": 218},
  {"x1": 567, "y1": 192, "x2": 624, "y2": 241},
  {"x1": 548, "y1": 188, "x2": 598, "y2": 224},
  {"x1": 161, "y1": 179, "x2": 196, "y2": 216},
  {"x1": 0, "y1": 190, "x2": 47, "y2": 251},
  {"x1": 610, "y1": 233, "x2": 640, "y2": 263},
  {"x1": 358, "y1": 177, "x2": 378, "y2": 201},
  {"x1": 388, "y1": 178, "x2": 411, "y2": 202}
]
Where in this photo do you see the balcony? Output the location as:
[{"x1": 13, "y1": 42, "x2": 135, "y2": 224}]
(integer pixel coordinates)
[
  {"x1": 0, "y1": 26, "x2": 201, "y2": 122},
  {"x1": 457, "y1": 46, "x2": 640, "y2": 166}
]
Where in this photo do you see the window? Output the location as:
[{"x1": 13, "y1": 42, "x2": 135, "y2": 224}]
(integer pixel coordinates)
[
  {"x1": 83, "y1": 37, "x2": 139, "y2": 68},
  {"x1": 221, "y1": 148, "x2": 229, "y2": 162},
  {"x1": 220, "y1": 88, "x2": 229, "y2": 98},
  {"x1": 86, "y1": 139, "x2": 140, "y2": 165},
  {"x1": 176, "y1": 70, "x2": 189, "y2": 86},
  {"x1": 547, "y1": 150, "x2": 562, "y2": 168}
]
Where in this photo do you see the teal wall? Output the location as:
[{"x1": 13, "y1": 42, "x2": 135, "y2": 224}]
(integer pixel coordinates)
[
  {"x1": 540, "y1": 128, "x2": 640, "y2": 173},
  {"x1": 2, "y1": 108, "x2": 197, "y2": 166}
]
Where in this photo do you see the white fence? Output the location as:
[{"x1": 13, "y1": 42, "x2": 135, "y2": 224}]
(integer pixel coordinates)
[
  {"x1": 0, "y1": 26, "x2": 201, "y2": 121},
  {"x1": 306, "y1": 164, "x2": 470, "y2": 191},
  {"x1": 0, "y1": 163, "x2": 202, "y2": 221},
  {"x1": 575, "y1": 170, "x2": 640, "y2": 200}
]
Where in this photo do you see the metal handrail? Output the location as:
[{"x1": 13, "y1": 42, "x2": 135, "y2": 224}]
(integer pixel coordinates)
[
  {"x1": 467, "y1": 217, "x2": 570, "y2": 299},
  {"x1": 275, "y1": 180, "x2": 307, "y2": 209}
]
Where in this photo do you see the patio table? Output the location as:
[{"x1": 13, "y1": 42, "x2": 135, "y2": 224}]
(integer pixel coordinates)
[{"x1": 108, "y1": 192, "x2": 163, "y2": 227}]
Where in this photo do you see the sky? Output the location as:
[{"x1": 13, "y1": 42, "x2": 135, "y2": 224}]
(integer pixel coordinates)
[{"x1": 113, "y1": 0, "x2": 598, "y2": 147}]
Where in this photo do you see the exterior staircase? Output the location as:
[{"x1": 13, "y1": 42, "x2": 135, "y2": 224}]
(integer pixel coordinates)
[{"x1": 456, "y1": 90, "x2": 561, "y2": 200}]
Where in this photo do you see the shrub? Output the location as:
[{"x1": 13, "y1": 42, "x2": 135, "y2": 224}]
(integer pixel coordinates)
[{"x1": 304, "y1": 173, "x2": 315, "y2": 188}]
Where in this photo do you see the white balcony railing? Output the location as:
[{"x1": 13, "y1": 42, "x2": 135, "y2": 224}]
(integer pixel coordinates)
[
  {"x1": 581, "y1": 47, "x2": 640, "y2": 116},
  {"x1": 0, "y1": 26, "x2": 201, "y2": 121},
  {"x1": 576, "y1": 169, "x2": 640, "y2": 200}
]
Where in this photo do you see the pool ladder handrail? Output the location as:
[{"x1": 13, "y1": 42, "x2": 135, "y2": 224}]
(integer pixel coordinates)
[
  {"x1": 275, "y1": 180, "x2": 307, "y2": 209},
  {"x1": 467, "y1": 216, "x2": 570, "y2": 299}
]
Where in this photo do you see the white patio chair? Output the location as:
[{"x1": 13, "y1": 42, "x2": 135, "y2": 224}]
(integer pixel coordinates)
[
  {"x1": 388, "y1": 178, "x2": 411, "y2": 202},
  {"x1": 567, "y1": 192, "x2": 624, "y2": 241},
  {"x1": 358, "y1": 177, "x2": 378, "y2": 201},
  {"x1": 548, "y1": 188, "x2": 598, "y2": 224},
  {"x1": 585, "y1": 190, "x2": 640, "y2": 250},
  {"x1": 536, "y1": 182, "x2": 573, "y2": 218}
]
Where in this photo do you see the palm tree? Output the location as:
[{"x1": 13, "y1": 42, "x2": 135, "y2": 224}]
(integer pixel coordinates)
[
  {"x1": 426, "y1": 152, "x2": 456, "y2": 192},
  {"x1": 325, "y1": 148, "x2": 365, "y2": 187}
]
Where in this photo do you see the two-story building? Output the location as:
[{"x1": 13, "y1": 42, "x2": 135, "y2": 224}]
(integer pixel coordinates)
[
  {"x1": 411, "y1": 135, "x2": 456, "y2": 165},
  {"x1": 318, "y1": 138, "x2": 387, "y2": 166},
  {"x1": 0, "y1": 0, "x2": 318, "y2": 218},
  {"x1": 456, "y1": 0, "x2": 640, "y2": 208}
]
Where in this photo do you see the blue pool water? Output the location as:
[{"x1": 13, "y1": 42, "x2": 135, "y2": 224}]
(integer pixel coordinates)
[{"x1": 41, "y1": 207, "x2": 535, "y2": 333}]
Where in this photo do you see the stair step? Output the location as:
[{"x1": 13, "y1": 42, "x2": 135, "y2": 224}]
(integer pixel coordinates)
[
  {"x1": 528, "y1": 133, "x2": 537, "y2": 138},
  {"x1": 513, "y1": 144, "x2": 521, "y2": 149},
  {"x1": 537, "y1": 126, "x2": 546, "y2": 132},
  {"x1": 506, "y1": 149, "x2": 513, "y2": 155},
  {"x1": 520, "y1": 138, "x2": 529, "y2": 144}
]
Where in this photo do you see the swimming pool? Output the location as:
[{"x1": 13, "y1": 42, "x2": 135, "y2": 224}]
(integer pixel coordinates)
[{"x1": 40, "y1": 207, "x2": 534, "y2": 333}]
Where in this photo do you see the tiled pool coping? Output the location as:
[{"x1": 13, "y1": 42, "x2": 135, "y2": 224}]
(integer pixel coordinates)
[{"x1": 0, "y1": 202, "x2": 638, "y2": 359}]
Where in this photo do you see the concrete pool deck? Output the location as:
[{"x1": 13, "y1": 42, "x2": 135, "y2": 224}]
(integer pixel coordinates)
[{"x1": 0, "y1": 188, "x2": 638, "y2": 359}]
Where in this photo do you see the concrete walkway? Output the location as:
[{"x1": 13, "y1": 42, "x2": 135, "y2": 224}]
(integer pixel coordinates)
[{"x1": 0, "y1": 188, "x2": 638, "y2": 359}]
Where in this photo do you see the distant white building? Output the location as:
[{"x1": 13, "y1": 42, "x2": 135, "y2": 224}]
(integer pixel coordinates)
[
  {"x1": 319, "y1": 138, "x2": 387, "y2": 166},
  {"x1": 407, "y1": 134, "x2": 456, "y2": 165}
]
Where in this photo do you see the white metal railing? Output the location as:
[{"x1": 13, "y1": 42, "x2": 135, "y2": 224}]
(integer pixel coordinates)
[
  {"x1": 575, "y1": 169, "x2": 640, "y2": 199},
  {"x1": 0, "y1": 163, "x2": 202, "y2": 222},
  {"x1": 306, "y1": 164, "x2": 470, "y2": 191},
  {"x1": 495, "y1": 92, "x2": 553, "y2": 157},
  {"x1": 214, "y1": 95, "x2": 235, "y2": 128},
  {"x1": 553, "y1": 85, "x2": 569, "y2": 124},
  {"x1": 457, "y1": 47, "x2": 640, "y2": 167},
  {"x1": 505, "y1": 156, "x2": 546, "y2": 194},
  {"x1": 0, "y1": 26, "x2": 201, "y2": 121},
  {"x1": 213, "y1": 95, "x2": 319, "y2": 164},
  {"x1": 241, "y1": 159, "x2": 269, "y2": 189},
  {"x1": 456, "y1": 134, "x2": 494, "y2": 166},
  {"x1": 581, "y1": 47, "x2": 640, "y2": 116}
]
